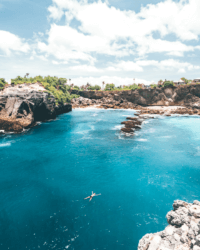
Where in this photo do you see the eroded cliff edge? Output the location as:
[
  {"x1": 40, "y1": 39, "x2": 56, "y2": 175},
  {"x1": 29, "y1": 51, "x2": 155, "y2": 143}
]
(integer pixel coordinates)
[
  {"x1": 0, "y1": 83, "x2": 72, "y2": 133},
  {"x1": 138, "y1": 200, "x2": 200, "y2": 250},
  {"x1": 71, "y1": 85, "x2": 200, "y2": 108}
]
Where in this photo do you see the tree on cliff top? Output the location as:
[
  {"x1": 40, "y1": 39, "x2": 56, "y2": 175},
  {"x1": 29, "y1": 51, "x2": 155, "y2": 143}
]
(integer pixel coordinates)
[
  {"x1": 0, "y1": 78, "x2": 6, "y2": 90},
  {"x1": 105, "y1": 83, "x2": 115, "y2": 91},
  {"x1": 11, "y1": 75, "x2": 78, "y2": 105},
  {"x1": 73, "y1": 85, "x2": 80, "y2": 90},
  {"x1": 181, "y1": 77, "x2": 192, "y2": 84},
  {"x1": 87, "y1": 85, "x2": 101, "y2": 90},
  {"x1": 164, "y1": 81, "x2": 174, "y2": 87}
]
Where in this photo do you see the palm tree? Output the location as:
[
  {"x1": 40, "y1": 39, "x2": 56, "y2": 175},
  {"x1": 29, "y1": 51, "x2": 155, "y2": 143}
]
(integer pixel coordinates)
[
  {"x1": 86, "y1": 82, "x2": 91, "y2": 90},
  {"x1": 102, "y1": 81, "x2": 105, "y2": 90}
]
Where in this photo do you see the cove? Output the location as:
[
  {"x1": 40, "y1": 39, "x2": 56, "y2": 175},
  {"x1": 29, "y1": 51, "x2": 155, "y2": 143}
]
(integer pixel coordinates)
[{"x1": 0, "y1": 109, "x2": 200, "y2": 250}]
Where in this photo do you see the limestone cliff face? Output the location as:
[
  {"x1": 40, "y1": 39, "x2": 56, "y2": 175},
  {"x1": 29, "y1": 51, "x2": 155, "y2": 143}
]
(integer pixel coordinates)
[
  {"x1": 0, "y1": 83, "x2": 72, "y2": 133},
  {"x1": 138, "y1": 200, "x2": 200, "y2": 250},
  {"x1": 71, "y1": 85, "x2": 200, "y2": 107}
]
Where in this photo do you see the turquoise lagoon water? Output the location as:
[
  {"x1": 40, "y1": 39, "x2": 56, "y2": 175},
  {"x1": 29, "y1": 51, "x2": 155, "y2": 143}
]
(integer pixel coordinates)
[{"x1": 1, "y1": 109, "x2": 200, "y2": 250}]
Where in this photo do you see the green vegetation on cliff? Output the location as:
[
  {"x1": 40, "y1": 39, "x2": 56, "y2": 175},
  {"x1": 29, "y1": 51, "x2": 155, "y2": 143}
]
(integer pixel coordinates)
[
  {"x1": 0, "y1": 78, "x2": 6, "y2": 90},
  {"x1": 104, "y1": 83, "x2": 141, "y2": 91},
  {"x1": 11, "y1": 76, "x2": 79, "y2": 105},
  {"x1": 163, "y1": 81, "x2": 174, "y2": 87},
  {"x1": 87, "y1": 85, "x2": 101, "y2": 91}
]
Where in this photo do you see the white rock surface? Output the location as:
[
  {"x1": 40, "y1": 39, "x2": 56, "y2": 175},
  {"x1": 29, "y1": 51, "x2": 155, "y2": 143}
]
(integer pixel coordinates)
[{"x1": 138, "y1": 200, "x2": 200, "y2": 250}]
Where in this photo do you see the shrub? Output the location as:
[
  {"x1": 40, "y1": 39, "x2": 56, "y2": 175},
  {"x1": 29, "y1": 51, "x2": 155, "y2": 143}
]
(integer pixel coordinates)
[
  {"x1": 73, "y1": 86, "x2": 80, "y2": 90},
  {"x1": 105, "y1": 83, "x2": 115, "y2": 91},
  {"x1": 150, "y1": 84, "x2": 157, "y2": 89},
  {"x1": 129, "y1": 84, "x2": 141, "y2": 90},
  {"x1": 0, "y1": 78, "x2": 6, "y2": 90},
  {"x1": 10, "y1": 75, "x2": 77, "y2": 105},
  {"x1": 164, "y1": 81, "x2": 174, "y2": 87},
  {"x1": 87, "y1": 85, "x2": 101, "y2": 91}
]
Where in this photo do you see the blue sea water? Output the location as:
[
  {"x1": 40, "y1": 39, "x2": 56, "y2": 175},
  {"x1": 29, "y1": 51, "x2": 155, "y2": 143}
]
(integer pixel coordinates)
[{"x1": 1, "y1": 108, "x2": 200, "y2": 250}]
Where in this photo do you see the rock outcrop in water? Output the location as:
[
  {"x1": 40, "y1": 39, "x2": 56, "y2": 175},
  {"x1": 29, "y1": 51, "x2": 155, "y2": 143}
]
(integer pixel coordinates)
[
  {"x1": 120, "y1": 106, "x2": 200, "y2": 135},
  {"x1": 0, "y1": 83, "x2": 72, "y2": 133},
  {"x1": 138, "y1": 200, "x2": 200, "y2": 250}
]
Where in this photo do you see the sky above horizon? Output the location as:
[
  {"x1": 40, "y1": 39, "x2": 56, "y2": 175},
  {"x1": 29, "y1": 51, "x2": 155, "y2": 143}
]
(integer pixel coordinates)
[{"x1": 0, "y1": 0, "x2": 200, "y2": 86}]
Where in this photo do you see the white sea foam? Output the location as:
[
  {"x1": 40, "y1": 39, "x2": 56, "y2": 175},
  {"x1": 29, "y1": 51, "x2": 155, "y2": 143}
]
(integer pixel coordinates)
[
  {"x1": 122, "y1": 114, "x2": 134, "y2": 117},
  {"x1": 104, "y1": 108, "x2": 135, "y2": 111},
  {"x1": 117, "y1": 134, "x2": 125, "y2": 140},
  {"x1": 74, "y1": 107, "x2": 101, "y2": 110},
  {"x1": 75, "y1": 130, "x2": 89, "y2": 134},
  {"x1": 90, "y1": 125, "x2": 95, "y2": 130},
  {"x1": 195, "y1": 146, "x2": 200, "y2": 156},
  {"x1": 22, "y1": 128, "x2": 30, "y2": 133},
  {"x1": 111, "y1": 125, "x2": 123, "y2": 130},
  {"x1": 136, "y1": 138, "x2": 148, "y2": 142},
  {"x1": 146, "y1": 128, "x2": 156, "y2": 133},
  {"x1": 91, "y1": 113, "x2": 98, "y2": 117},
  {"x1": 159, "y1": 135, "x2": 172, "y2": 139},
  {"x1": 132, "y1": 145, "x2": 150, "y2": 151},
  {"x1": 0, "y1": 142, "x2": 11, "y2": 147}
]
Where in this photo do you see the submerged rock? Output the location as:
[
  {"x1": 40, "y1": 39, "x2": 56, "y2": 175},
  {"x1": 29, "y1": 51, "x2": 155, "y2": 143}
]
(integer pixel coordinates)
[{"x1": 138, "y1": 200, "x2": 200, "y2": 250}]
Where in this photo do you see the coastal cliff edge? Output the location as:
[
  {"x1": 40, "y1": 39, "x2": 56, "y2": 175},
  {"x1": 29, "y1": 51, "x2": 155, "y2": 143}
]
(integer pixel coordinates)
[
  {"x1": 138, "y1": 200, "x2": 200, "y2": 250},
  {"x1": 0, "y1": 83, "x2": 72, "y2": 133}
]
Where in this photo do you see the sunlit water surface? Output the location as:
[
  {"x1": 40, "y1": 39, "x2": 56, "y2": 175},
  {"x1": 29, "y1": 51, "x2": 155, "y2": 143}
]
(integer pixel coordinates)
[{"x1": 1, "y1": 109, "x2": 200, "y2": 250}]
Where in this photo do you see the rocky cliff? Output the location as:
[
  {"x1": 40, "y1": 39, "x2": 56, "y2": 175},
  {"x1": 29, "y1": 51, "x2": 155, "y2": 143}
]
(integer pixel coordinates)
[
  {"x1": 71, "y1": 85, "x2": 200, "y2": 108},
  {"x1": 138, "y1": 200, "x2": 200, "y2": 250},
  {"x1": 0, "y1": 83, "x2": 72, "y2": 133}
]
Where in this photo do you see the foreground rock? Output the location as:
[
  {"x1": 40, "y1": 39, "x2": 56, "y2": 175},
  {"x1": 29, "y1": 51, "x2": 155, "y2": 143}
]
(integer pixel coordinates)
[
  {"x1": 0, "y1": 83, "x2": 72, "y2": 133},
  {"x1": 138, "y1": 200, "x2": 200, "y2": 250}
]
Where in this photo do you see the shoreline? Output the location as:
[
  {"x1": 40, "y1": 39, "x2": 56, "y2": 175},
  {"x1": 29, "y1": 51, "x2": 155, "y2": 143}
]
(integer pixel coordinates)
[{"x1": 1, "y1": 105, "x2": 199, "y2": 136}]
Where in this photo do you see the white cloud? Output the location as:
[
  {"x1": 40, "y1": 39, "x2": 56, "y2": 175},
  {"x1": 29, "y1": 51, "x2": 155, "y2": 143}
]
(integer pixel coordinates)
[
  {"x1": 48, "y1": 5, "x2": 64, "y2": 21},
  {"x1": 107, "y1": 61, "x2": 143, "y2": 72},
  {"x1": 43, "y1": 0, "x2": 200, "y2": 63},
  {"x1": 138, "y1": 0, "x2": 200, "y2": 41},
  {"x1": 69, "y1": 65, "x2": 103, "y2": 72},
  {"x1": 70, "y1": 76, "x2": 154, "y2": 87},
  {"x1": 2, "y1": 0, "x2": 200, "y2": 82},
  {"x1": 108, "y1": 59, "x2": 200, "y2": 72},
  {"x1": 0, "y1": 30, "x2": 30, "y2": 55},
  {"x1": 158, "y1": 59, "x2": 200, "y2": 71},
  {"x1": 178, "y1": 68, "x2": 186, "y2": 73},
  {"x1": 52, "y1": 60, "x2": 60, "y2": 64}
]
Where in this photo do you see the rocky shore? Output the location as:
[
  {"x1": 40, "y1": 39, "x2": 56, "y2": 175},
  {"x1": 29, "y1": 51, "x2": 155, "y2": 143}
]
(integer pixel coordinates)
[
  {"x1": 2, "y1": 84, "x2": 200, "y2": 134},
  {"x1": 71, "y1": 96, "x2": 137, "y2": 109},
  {"x1": 71, "y1": 95, "x2": 200, "y2": 135},
  {"x1": 138, "y1": 200, "x2": 200, "y2": 250},
  {"x1": 0, "y1": 83, "x2": 72, "y2": 133},
  {"x1": 120, "y1": 106, "x2": 200, "y2": 135}
]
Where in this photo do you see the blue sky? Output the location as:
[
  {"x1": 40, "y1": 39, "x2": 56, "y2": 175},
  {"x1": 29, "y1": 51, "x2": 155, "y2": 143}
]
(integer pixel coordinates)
[{"x1": 0, "y1": 0, "x2": 200, "y2": 85}]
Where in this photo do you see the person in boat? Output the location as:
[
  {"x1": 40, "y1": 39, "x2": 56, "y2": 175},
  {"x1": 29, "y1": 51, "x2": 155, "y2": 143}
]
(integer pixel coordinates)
[{"x1": 84, "y1": 191, "x2": 101, "y2": 201}]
